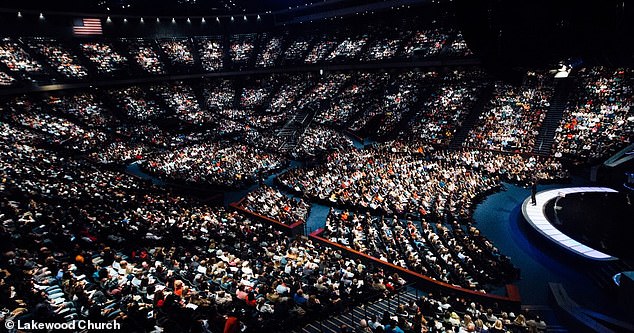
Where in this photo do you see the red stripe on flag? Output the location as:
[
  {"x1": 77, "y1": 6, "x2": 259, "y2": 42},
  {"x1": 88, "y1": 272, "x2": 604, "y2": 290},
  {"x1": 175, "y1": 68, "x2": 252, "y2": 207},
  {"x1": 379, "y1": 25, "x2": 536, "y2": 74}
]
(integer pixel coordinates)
[{"x1": 74, "y1": 18, "x2": 103, "y2": 36}]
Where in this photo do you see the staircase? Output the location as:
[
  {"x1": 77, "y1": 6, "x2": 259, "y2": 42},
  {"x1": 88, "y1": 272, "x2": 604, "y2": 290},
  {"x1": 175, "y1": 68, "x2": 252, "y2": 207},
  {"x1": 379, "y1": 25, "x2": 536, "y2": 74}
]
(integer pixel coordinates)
[
  {"x1": 448, "y1": 84, "x2": 493, "y2": 149},
  {"x1": 533, "y1": 78, "x2": 573, "y2": 156},
  {"x1": 191, "y1": 80, "x2": 207, "y2": 110},
  {"x1": 17, "y1": 38, "x2": 63, "y2": 86},
  {"x1": 189, "y1": 37, "x2": 205, "y2": 73},
  {"x1": 154, "y1": 39, "x2": 176, "y2": 74},
  {"x1": 277, "y1": 107, "x2": 317, "y2": 153},
  {"x1": 293, "y1": 287, "x2": 420, "y2": 333},
  {"x1": 249, "y1": 34, "x2": 264, "y2": 69}
]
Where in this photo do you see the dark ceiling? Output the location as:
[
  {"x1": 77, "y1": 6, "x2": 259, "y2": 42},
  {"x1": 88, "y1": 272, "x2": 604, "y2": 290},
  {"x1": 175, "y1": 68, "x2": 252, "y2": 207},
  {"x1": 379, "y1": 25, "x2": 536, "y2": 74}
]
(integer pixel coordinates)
[
  {"x1": 0, "y1": 0, "x2": 362, "y2": 16},
  {"x1": 455, "y1": 0, "x2": 633, "y2": 69}
]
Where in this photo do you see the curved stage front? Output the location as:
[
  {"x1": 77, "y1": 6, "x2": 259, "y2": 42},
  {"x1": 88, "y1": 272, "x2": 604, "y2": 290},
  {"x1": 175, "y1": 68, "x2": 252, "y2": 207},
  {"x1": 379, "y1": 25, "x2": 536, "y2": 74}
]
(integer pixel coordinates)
[{"x1": 521, "y1": 187, "x2": 618, "y2": 261}]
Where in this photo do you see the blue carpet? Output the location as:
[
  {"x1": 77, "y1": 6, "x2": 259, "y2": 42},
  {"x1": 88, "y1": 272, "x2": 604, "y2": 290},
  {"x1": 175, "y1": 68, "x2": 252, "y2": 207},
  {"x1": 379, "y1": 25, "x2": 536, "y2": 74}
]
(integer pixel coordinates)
[
  {"x1": 126, "y1": 161, "x2": 166, "y2": 185},
  {"x1": 224, "y1": 184, "x2": 258, "y2": 206},
  {"x1": 305, "y1": 203, "x2": 331, "y2": 234},
  {"x1": 473, "y1": 181, "x2": 621, "y2": 315},
  {"x1": 352, "y1": 138, "x2": 365, "y2": 150}
]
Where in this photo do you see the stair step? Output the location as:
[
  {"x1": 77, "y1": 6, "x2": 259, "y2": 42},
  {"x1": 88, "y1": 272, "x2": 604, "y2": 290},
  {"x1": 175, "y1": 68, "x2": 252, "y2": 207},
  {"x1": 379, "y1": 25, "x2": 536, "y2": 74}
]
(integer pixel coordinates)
[
  {"x1": 302, "y1": 323, "x2": 322, "y2": 333},
  {"x1": 321, "y1": 319, "x2": 341, "y2": 333},
  {"x1": 533, "y1": 77, "x2": 572, "y2": 155},
  {"x1": 329, "y1": 315, "x2": 352, "y2": 329},
  {"x1": 449, "y1": 84, "x2": 494, "y2": 149},
  {"x1": 296, "y1": 289, "x2": 424, "y2": 332}
]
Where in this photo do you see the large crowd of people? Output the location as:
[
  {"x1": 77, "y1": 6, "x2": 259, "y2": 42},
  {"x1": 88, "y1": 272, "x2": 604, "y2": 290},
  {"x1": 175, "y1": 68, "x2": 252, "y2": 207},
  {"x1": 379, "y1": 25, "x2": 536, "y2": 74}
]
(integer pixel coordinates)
[
  {"x1": 0, "y1": 38, "x2": 43, "y2": 74},
  {"x1": 464, "y1": 72, "x2": 553, "y2": 152},
  {"x1": 279, "y1": 144, "x2": 567, "y2": 218},
  {"x1": 266, "y1": 75, "x2": 312, "y2": 114},
  {"x1": 345, "y1": 293, "x2": 548, "y2": 333},
  {"x1": 128, "y1": 40, "x2": 166, "y2": 74},
  {"x1": 0, "y1": 128, "x2": 547, "y2": 330},
  {"x1": 240, "y1": 78, "x2": 276, "y2": 110},
  {"x1": 256, "y1": 35, "x2": 284, "y2": 68},
  {"x1": 204, "y1": 79, "x2": 236, "y2": 111},
  {"x1": 113, "y1": 124, "x2": 207, "y2": 150},
  {"x1": 0, "y1": 117, "x2": 409, "y2": 331},
  {"x1": 323, "y1": 208, "x2": 519, "y2": 292},
  {"x1": 402, "y1": 29, "x2": 450, "y2": 58},
  {"x1": 229, "y1": 34, "x2": 256, "y2": 65},
  {"x1": 1, "y1": 24, "x2": 631, "y2": 332},
  {"x1": 141, "y1": 143, "x2": 287, "y2": 188},
  {"x1": 240, "y1": 185, "x2": 311, "y2": 226},
  {"x1": 196, "y1": 37, "x2": 225, "y2": 72},
  {"x1": 160, "y1": 39, "x2": 196, "y2": 67},
  {"x1": 109, "y1": 86, "x2": 167, "y2": 121},
  {"x1": 554, "y1": 66, "x2": 633, "y2": 160},
  {"x1": 30, "y1": 40, "x2": 88, "y2": 78},
  {"x1": 315, "y1": 72, "x2": 391, "y2": 128},
  {"x1": 80, "y1": 42, "x2": 128, "y2": 74},
  {"x1": 0, "y1": 24, "x2": 474, "y2": 85},
  {"x1": 1, "y1": 66, "x2": 627, "y2": 162},
  {"x1": 406, "y1": 73, "x2": 486, "y2": 145},
  {"x1": 281, "y1": 36, "x2": 312, "y2": 65},
  {"x1": 325, "y1": 36, "x2": 369, "y2": 62},
  {"x1": 294, "y1": 125, "x2": 355, "y2": 159},
  {"x1": 364, "y1": 36, "x2": 404, "y2": 61},
  {"x1": 297, "y1": 73, "x2": 351, "y2": 110},
  {"x1": 151, "y1": 82, "x2": 209, "y2": 123},
  {"x1": 349, "y1": 71, "x2": 431, "y2": 137},
  {"x1": 3, "y1": 96, "x2": 107, "y2": 152},
  {"x1": 305, "y1": 36, "x2": 338, "y2": 64},
  {"x1": 44, "y1": 93, "x2": 113, "y2": 129}
]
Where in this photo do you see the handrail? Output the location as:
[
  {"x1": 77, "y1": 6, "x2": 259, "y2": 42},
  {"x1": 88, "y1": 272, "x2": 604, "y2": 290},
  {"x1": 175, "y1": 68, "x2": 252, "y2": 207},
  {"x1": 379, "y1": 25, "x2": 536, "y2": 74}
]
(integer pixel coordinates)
[
  {"x1": 309, "y1": 228, "x2": 522, "y2": 310},
  {"x1": 229, "y1": 199, "x2": 305, "y2": 236}
]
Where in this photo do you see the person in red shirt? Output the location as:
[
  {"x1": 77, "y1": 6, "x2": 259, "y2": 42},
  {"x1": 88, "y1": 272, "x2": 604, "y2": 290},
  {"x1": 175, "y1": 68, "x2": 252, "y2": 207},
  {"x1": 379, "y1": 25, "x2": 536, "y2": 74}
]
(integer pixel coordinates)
[{"x1": 223, "y1": 315, "x2": 240, "y2": 333}]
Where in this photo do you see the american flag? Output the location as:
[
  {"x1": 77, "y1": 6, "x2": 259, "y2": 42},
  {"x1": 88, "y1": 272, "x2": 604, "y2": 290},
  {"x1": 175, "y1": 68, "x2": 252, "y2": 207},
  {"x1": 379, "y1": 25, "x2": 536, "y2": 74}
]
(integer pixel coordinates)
[{"x1": 73, "y1": 18, "x2": 103, "y2": 36}]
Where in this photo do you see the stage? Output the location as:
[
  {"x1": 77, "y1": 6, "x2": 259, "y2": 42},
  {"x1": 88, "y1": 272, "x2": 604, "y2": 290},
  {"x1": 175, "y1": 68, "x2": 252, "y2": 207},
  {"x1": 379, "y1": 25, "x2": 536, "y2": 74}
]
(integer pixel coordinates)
[{"x1": 520, "y1": 187, "x2": 633, "y2": 261}]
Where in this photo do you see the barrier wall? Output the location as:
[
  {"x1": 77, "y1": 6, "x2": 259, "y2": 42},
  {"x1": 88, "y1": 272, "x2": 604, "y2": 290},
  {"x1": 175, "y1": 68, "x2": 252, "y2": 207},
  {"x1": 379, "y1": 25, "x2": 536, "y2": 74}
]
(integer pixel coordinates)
[
  {"x1": 309, "y1": 228, "x2": 522, "y2": 310},
  {"x1": 229, "y1": 198, "x2": 305, "y2": 236}
]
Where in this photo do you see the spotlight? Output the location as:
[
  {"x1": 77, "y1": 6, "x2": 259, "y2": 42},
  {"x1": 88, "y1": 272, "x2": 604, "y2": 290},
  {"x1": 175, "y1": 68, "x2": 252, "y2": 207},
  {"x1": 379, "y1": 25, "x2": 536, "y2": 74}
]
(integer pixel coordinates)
[
  {"x1": 107, "y1": 16, "x2": 112, "y2": 23},
  {"x1": 201, "y1": 17, "x2": 206, "y2": 23},
  {"x1": 257, "y1": 15, "x2": 261, "y2": 20},
  {"x1": 231, "y1": 16, "x2": 234, "y2": 22},
  {"x1": 39, "y1": 13, "x2": 44, "y2": 20},
  {"x1": 123, "y1": 18, "x2": 128, "y2": 23},
  {"x1": 17, "y1": 11, "x2": 22, "y2": 18},
  {"x1": 216, "y1": 17, "x2": 220, "y2": 22},
  {"x1": 156, "y1": 17, "x2": 160, "y2": 23},
  {"x1": 243, "y1": 15, "x2": 247, "y2": 21},
  {"x1": 172, "y1": 18, "x2": 176, "y2": 23},
  {"x1": 140, "y1": 17, "x2": 144, "y2": 23},
  {"x1": 187, "y1": 17, "x2": 191, "y2": 23}
]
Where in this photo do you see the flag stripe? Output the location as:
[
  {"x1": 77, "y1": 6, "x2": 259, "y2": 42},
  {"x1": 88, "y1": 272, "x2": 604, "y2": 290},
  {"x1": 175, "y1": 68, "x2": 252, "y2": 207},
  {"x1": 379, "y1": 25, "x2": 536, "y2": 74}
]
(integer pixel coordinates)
[{"x1": 74, "y1": 18, "x2": 103, "y2": 36}]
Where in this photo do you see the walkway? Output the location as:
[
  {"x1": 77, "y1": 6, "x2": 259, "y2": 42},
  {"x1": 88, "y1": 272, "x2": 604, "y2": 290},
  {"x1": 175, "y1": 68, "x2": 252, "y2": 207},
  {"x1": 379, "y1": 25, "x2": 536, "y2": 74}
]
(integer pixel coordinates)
[
  {"x1": 473, "y1": 181, "x2": 631, "y2": 322},
  {"x1": 521, "y1": 187, "x2": 617, "y2": 260}
]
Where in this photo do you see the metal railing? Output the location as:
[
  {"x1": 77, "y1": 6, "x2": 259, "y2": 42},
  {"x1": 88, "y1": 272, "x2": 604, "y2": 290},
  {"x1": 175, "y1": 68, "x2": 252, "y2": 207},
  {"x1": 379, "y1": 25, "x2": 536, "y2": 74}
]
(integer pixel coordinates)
[{"x1": 298, "y1": 282, "x2": 417, "y2": 333}]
